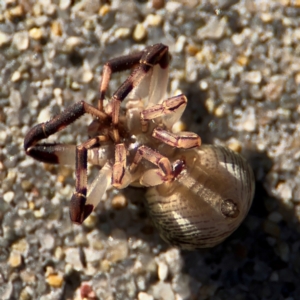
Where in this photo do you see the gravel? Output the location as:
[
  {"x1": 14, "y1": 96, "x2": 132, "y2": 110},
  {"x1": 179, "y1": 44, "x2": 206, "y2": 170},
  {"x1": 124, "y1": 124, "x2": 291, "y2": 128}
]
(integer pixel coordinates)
[{"x1": 1, "y1": 0, "x2": 300, "y2": 299}]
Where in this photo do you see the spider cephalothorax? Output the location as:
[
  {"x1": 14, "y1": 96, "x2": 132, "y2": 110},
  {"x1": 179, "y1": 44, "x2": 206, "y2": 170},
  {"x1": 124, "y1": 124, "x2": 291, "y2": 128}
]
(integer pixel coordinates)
[{"x1": 24, "y1": 44, "x2": 254, "y2": 249}]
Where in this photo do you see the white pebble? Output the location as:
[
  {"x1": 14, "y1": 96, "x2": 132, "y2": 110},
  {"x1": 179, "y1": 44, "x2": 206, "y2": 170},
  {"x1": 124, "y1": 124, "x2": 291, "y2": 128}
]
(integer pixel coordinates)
[
  {"x1": 65, "y1": 36, "x2": 84, "y2": 52},
  {"x1": 244, "y1": 71, "x2": 262, "y2": 84},
  {"x1": 197, "y1": 17, "x2": 227, "y2": 39},
  {"x1": 4, "y1": 191, "x2": 15, "y2": 203},
  {"x1": 158, "y1": 261, "x2": 168, "y2": 281},
  {"x1": 11, "y1": 71, "x2": 21, "y2": 82},
  {"x1": 0, "y1": 130, "x2": 8, "y2": 145},
  {"x1": 82, "y1": 70, "x2": 94, "y2": 83},
  {"x1": 151, "y1": 282, "x2": 175, "y2": 300},
  {"x1": 59, "y1": 0, "x2": 72, "y2": 10},
  {"x1": 37, "y1": 107, "x2": 51, "y2": 124},
  {"x1": 65, "y1": 248, "x2": 84, "y2": 271},
  {"x1": 40, "y1": 234, "x2": 55, "y2": 250},
  {"x1": 0, "y1": 31, "x2": 11, "y2": 47},
  {"x1": 138, "y1": 292, "x2": 154, "y2": 300},
  {"x1": 175, "y1": 35, "x2": 186, "y2": 53},
  {"x1": 12, "y1": 31, "x2": 29, "y2": 51}
]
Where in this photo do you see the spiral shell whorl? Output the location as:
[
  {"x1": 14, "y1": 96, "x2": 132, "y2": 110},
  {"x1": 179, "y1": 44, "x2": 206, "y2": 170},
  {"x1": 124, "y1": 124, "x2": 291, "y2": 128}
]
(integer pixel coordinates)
[{"x1": 145, "y1": 145, "x2": 255, "y2": 249}]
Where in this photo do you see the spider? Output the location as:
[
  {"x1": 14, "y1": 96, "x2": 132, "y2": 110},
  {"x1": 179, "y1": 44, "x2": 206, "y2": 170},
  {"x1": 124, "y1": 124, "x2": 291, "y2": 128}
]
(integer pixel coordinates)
[{"x1": 24, "y1": 44, "x2": 201, "y2": 225}]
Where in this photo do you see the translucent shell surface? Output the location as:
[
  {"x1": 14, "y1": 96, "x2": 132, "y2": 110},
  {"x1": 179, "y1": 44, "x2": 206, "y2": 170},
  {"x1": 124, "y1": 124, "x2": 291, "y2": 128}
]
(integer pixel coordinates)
[{"x1": 145, "y1": 145, "x2": 255, "y2": 249}]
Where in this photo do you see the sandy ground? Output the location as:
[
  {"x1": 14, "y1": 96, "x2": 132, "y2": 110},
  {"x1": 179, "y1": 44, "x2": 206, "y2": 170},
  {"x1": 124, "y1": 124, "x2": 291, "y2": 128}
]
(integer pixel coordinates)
[{"x1": 1, "y1": 0, "x2": 300, "y2": 299}]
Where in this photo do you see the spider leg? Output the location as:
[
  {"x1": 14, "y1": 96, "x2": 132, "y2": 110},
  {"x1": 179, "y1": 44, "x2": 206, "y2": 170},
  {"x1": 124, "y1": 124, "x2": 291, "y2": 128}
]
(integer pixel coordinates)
[
  {"x1": 129, "y1": 145, "x2": 183, "y2": 187},
  {"x1": 108, "y1": 44, "x2": 170, "y2": 142},
  {"x1": 152, "y1": 128, "x2": 201, "y2": 149},
  {"x1": 24, "y1": 100, "x2": 108, "y2": 163},
  {"x1": 141, "y1": 94, "x2": 187, "y2": 130},
  {"x1": 70, "y1": 135, "x2": 109, "y2": 224},
  {"x1": 99, "y1": 50, "x2": 144, "y2": 110},
  {"x1": 112, "y1": 143, "x2": 132, "y2": 189},
  {"x1": 140, "y1": 94, "x2": 201, "y2": 148}
]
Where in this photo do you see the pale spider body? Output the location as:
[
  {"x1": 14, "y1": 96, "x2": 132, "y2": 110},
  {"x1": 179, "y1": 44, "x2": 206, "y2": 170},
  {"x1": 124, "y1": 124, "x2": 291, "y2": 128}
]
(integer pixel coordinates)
[{"x1": 24, "y1": 44, "x2": 255, "y2": 249}]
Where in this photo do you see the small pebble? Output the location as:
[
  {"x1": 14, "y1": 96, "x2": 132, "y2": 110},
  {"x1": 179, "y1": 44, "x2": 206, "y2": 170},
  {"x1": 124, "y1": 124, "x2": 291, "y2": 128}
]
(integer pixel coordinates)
[
  {"x1": 227, "y1": 139, "x2": 242, "y2": 153},
  {"x1": 99, "y1": 4, "x2": 110, "y2": 16},
  {"x1": 241, "y1": 107, "x2": 257, "y2": 132},
  {"x1": 9, "y1": 89, "x2": 22, "y2": 108},
  {"x1": 7, "y1": 5, "x2": 24, "y2": 20},
  {"x1": 244, "y1": 71, "x2": 262, "y2": 84},
  {"x1": 0, "y1": 131, "x2": 8, "y2": 146},
  {"x1": 29, "y1": 27, "x2": 43, "y2": 40},
  {"x1": 21, "y1": 180, "x2": 33, "y2": 192},
  {"x1": 145, "y1": 14, "x2": 163, "y2": 27},
  {"x1": 9, "y1": 252, "x2": 22, "y2": 268},
  {"x1": 12, "y1": 238, "x2": 29, "y2": 253},
  {"x1": 44, "y1": 3, "x2": 57, "y2": 16},
  {"x1": 157, "y1": 261, "x2": 168, "y2": 281},
  {"x1": 197, "y1": 17, "x2": 227, "y2": 39},
  {"x1": 59, "y1": 0, "x2": 72, "y2": 10},
  {"x1": 65, "y1": 248, "x2": 84, "y2": 271},
  {"x1": 115, "y1": 28, "x2": 131, "y2": 39},
  {"x1": 54, "y1": 247, "x2": 65, "y2": 261},
  {"x1": 276, "y1": 241, "x2": 290, "y2": 262},
  {"x1": 79, "y1": 282, "x2": 97, "y2": 300},
  {"x1": 214, "y1": 104, "x2": 226, "y2": 118},
  {"x1": 19, "y1": 286, "x2": 33, "y2": 300},
  {"x1": 133, "y1": 23, "x2": 147, "y2": 42},
  {"x1": 65, "y1": 36, "x2": 84, "y2": 52},
  {"x1": 152, "y1": 0, "x2": 165, "y2": 9},
  {"x1": 270, "y1": 272, "x2": 279, "y2": 282},
  {"x1": 107, "y1": 229, "x2": 129, "y2": 263},
  {"x1": 12, "y1": 31, "x2": 29, "y2": 51},
  {"x1": 11, "y1": 71, "x2": 22, "y2": 82},
  {"x1": 175, "y1": 36, "x2": 186, "y2": 53},
  {"x1": 264, "y1": 76, "x2": 285, "y2": 101},
  {"x1": 82, "y1": 70, "x2": 94, "y2": 83},
  {"x1": 263, "y1": 220, "x2": 281, "y2": 238},
  {"x1": 295, "y1": 72, "x2": 300, "y2": 85},
  {"x1": 138, "y1": 292, "x2": 154, "y2": 300},
  {"x1": 0, "y1": 31, "x2": 11, "y2": 47},
  {"x1": 151, "y1": 282, "x2": 175, "y2": 300},
  {"x1": 46, "y1": 274, "x2": 64, "y2": 288},
  {"x1": 111, "y1": 194, "x2": 128, "y2": 210},
  {"x1": 83, "y1": 213, "x2": 98, "y2": 229},
  {"x1": 268, "y1": 211, "x2": 283, "y2": 223},
  {"x1": 71, "y1": 81, "x2": 81, "y2": 91},
  {"x1": 20, "y1": 270, "x2": 36, "y2": 284},
  {"x1": 236, "y1": 55, "x2": 249, "y2": 66},
  {"x1": 3, "y1": 191, "x2": 14, "y2": 203},
  {"x1": 40, "y1": 234, "x2": 55, "y2": 250},
  {"x1": 277, "y1": 182, "x2": 292, "y2": 201},
  {"x1": 51, "y1": 21, "x2": 62, "y2": 36},
  {"x1": 100, "y1": 259, "x2": 111, "y2": 272},
  {"x1": 106, "y1": 240, "x2": 128, "y2": 262}
]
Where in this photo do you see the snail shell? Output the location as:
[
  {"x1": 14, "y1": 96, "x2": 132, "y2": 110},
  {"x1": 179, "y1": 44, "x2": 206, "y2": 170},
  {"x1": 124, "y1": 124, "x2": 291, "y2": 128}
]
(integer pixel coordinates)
[{"x1": 145, "y1": 145, "x2": 255, "y2": 249}]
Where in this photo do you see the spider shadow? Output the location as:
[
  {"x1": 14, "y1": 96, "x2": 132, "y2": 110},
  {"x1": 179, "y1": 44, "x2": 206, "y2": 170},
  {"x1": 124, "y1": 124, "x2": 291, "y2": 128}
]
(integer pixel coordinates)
[{"x1": 167, "y1": 80, "x2": 300, "y2": 298}]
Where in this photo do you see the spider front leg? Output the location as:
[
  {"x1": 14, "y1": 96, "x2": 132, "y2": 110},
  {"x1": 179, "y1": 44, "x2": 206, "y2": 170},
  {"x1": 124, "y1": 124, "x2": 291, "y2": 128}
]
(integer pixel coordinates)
[
  {"x1": 129, "y1": 145, "x2": 185, "y2": 187},
  {"x1": 24, "y1": 100, "x2": 110, "y2": 224},
  {"x1": 70, "y1": 136, "x2": 111, "y2": 224},
  {"x1": 24, "y1": 100, "x2": 108, "y2": 163},
  {"x1": 101, "y1": 44, "x2": 170, "y2": 142},
  {"x1": 112, "y1": 143, "x2": 132, "y2": 189},
  {"x1": 141, "y1": 94, "x2": 201, "y2": 149}
]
